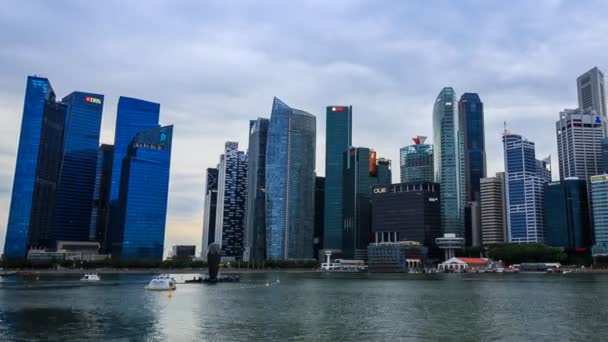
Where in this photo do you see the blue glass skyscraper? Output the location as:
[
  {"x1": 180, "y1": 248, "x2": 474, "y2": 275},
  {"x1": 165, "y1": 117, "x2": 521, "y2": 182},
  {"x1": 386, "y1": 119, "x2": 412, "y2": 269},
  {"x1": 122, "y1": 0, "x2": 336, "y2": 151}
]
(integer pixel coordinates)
[
  {"x1": 459, "y1": 93, "x2": 486, "y2": 202},
  {"x1": 113, "y1": 126, "x2": 173, "y2": 260},
  {"x1": 4, "y1": 76, "x2": 57, "y2": 258},
  {"x1": 109, "y1": 97, "x2": 160, "y2": 203},
  {"x1": 245, "y1": 118, "x2": 269, "y2": 261},
  {"x1": 51, "y1": 92, "x2": 103, "y2": 243},
  {"x1": 90, "y1": 144, "x2": 114, "y2": 252},
  {"x1": 324, "y1": 105, "x2": 352, "y2": 251},
  {"x1": 266, "y1": 97, "x2": 316, "y2": 260},
  {"x1": 433, "y1": 87, "x2": 465, "y2": 239},
  {"x1": 503, "y1": 132, "x2": 550, "y2": 243}
]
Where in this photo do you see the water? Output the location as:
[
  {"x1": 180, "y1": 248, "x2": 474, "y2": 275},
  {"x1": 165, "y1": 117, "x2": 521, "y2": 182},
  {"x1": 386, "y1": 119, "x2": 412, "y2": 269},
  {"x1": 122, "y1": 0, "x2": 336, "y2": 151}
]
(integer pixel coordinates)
[{"x1": 0, "y1": 272, "x2": 607, "y2": 341}]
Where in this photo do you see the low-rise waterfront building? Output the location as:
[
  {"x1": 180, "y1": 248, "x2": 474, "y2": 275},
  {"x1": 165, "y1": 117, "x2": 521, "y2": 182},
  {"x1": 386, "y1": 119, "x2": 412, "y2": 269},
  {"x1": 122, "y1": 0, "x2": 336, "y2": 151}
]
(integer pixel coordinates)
[
  {"x1": 367, "y1": 241, "x2": 428, "y2": 272},
  {"x1": 438, "y1": 257, "x2": 489, "y2": 271}
]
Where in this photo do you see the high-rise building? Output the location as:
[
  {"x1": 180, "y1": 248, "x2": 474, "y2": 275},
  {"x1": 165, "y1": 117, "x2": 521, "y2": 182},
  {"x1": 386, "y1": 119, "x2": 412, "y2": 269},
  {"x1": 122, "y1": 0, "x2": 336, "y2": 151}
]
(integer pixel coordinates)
[
  {"x1": 265, "y1": 97, "x2": 316, "y2": 260},
  {"x1": 201, "y1": 168, "x2": 219, "y2": 258},
  {"x1": 113, "y1": 125, "x2": 173, "y2": 260},
  {"x1": 4, "y1": 76, "x2": 60, "y2": 258},
  {"x1": 602, "y1": 138, "x2": 608, "y2": 174},
  {"x1": 556, "y1": 109, "x2": 605, "y2": 181},
  {"x1": 370, "y1": 182, "x2": 441, "y2": 255},
  {"x1": 591, "y1": 175, "x2": 608, "y2": 256},
  {"x1": 314, "y1": 176, "x2": 325, "y2": 259},
  {"x1": 433, "y1": 87, "x2": 465, "y2": 239},
  {"x1": 108, "y1": 97, "x2": 160, "y2": 251},
  {"x1": 323, "y1": 105, "x2": 352, "y2": 251},
  {"x1": 503, "y1": 132, "x2": 550, "y2": 243},
  {"x1": 544, "y1": 179, "x2": 591, "y2": 250},
  {"x1": 214, "y1": 142, "x2": 248, "y2": 259},
  {"x1": 342, "y1": 147, "x2": 392, "y2": 259},
  {"x1": 28, "y1": 100, "x2": 68, "y2": 249},
  {"x1": 577, "y1": 67, "x2": 607, "y2": 118},
  {"x1": 89, "y1": 144, "x2": 114, "y2": 252},
  {"x1": 480, "y1": 173, "x2": 507, "y2": 245},
  {"x1": 399, "y1": 136, "x2": 433, "y2": 183},
  {"x1": 459, "y1": 93, "x2": 486, "y2": 202},
  {"x1": 51, "y1": 92, "x2": 104, "y2": 243},
  {"x1": 244, "y1": 118, "x2": 269, "y2": 261}
]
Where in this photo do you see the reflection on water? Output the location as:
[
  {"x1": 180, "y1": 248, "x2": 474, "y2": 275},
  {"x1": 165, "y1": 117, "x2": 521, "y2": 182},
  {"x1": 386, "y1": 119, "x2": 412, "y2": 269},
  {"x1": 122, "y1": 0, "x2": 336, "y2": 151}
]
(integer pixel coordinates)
[{"x1": 0, "y1": 272, "x2": 608, "y2": 340}]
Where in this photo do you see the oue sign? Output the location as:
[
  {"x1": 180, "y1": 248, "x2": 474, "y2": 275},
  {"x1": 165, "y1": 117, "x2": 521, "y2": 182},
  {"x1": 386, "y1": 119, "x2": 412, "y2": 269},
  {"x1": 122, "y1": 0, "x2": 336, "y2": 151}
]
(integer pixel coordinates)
[{"x1": 373, "y1": 188, "x2": 387, "y2": 194}]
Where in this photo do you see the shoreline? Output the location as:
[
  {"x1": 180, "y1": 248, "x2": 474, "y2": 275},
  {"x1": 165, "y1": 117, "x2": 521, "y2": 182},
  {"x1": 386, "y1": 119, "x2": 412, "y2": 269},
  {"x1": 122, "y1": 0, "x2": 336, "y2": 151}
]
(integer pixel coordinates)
[{"x1": 0, "y1": 268, "x2": 318, "y2": 275}]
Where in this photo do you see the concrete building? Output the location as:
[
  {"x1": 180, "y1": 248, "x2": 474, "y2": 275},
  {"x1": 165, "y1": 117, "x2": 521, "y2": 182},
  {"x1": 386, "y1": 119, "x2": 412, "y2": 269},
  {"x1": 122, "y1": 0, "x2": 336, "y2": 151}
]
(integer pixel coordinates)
[
  {"x1": 480, "y1": 173, "x2": 507, "y2": 245},
  {"x1": 577, "y1": 66, "x2": 607, "y2": 118}
]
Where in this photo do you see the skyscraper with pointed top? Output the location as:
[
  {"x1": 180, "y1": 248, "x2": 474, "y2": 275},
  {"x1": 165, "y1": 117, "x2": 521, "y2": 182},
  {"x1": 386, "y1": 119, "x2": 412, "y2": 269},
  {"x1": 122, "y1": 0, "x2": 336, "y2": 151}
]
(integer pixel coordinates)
[{"x1": 265, "y1": 97, "x2": 316, "y2": 260}]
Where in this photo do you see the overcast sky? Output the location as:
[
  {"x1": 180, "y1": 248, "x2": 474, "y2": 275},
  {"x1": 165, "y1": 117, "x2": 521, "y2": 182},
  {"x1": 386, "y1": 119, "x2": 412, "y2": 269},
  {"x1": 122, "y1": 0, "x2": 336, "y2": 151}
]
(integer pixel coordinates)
[{"x1": 0, "y1": 0, "x2": 606, "y2": 255}]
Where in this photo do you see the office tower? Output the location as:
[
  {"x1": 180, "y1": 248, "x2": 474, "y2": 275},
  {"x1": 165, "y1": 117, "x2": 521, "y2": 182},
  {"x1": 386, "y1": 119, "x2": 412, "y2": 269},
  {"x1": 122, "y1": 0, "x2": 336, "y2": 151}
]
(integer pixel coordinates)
[
  {"x1": 244, "y1": 118, "x2": 269, "y2": 261},
  {"x1": 591, "y1": 175, "x2": 608, "y2": 256},
  {"x1": 89, "y1": 144, "x2": 114, "y2": 252},
  {"x1": 577, "y1": 67, "x2": 607, "y2": 118},
  {"x1": 342, "y1": 147, "x2": 392, "y2": 259},
  {"x1": 459, "y1": 93, "x2": 486, "y2": 201},
  {"x1": 324, "y1": 105, "x2": 352, "y2": 251},
  {"x1": 28, "y1": 101, "x2": 68, "y2": 249},
  {"x1": 314, "y1": 176, "x2": 325, "y2": 259},
  {"x1": 214, "y1": 142, "x2": 248, "y2": 259},
  {"x1": 433, "y1": 87, "x2": 465, "y2": 239},
  {"x1": 113, "y1": 126, "x2": 173, "y2": 260},
  {"x1": 503, "y1": 132, "x2": 549, "y2": 243},
  {"x1": 370, "y1": 182, "x2": 441, "y2": 255},
  {"x1": 556, "y1": 109, "x2": 605, "y2": 181},
  {"x1": 4, "y1": 76, "x2": 60, "y2": 258},
  {"x1": 51, "y1": 92, "x2": 104, "y2": 243},
  {"x1": 399, "y1": 136, "x2": 434, "y2": 183},
  {"x1": 201, "y1": 168, "x2": 219, "y2": 258},
  {"x1": 544, "y1": 179, "x2": 591, "y2": 250},
  {"x1": 480, "y1": 173, "x2": 507, "y2": 245},
  {"x1": 602, "y1": 138, "x2": 608, "y2": 173},
  {"x1": 266, "y1": 97, "x2": 316, "y2": 260}
]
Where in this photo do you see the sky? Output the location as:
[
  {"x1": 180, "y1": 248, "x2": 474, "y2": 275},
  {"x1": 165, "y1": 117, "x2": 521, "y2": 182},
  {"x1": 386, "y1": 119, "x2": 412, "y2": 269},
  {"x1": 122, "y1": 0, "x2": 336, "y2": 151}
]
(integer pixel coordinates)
[{"x1": 0, "y1": 0, "x2": 607, "y2": 255}]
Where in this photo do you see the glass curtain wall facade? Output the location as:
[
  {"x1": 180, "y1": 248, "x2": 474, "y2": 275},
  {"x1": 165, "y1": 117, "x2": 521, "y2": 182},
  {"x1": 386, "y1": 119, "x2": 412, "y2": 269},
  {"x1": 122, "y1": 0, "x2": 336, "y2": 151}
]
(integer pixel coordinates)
[
  {"x1": 544, "y1": 179, "x2": 591, "y2": 250},
  {"x1": 244, "y1": 118, "x2": 269, "y2": 261},
  {"x1": 28, "y1": 101, "x2": 68, "y2": 249},
  {"x1": 265, "y1": 97, "x2": 316, "y2": 260},
  {"x1": 433, "y1": 87, "x2": 465, "y2": 239},
  {"x1": 400, "y1": 137, "x2": 433, "y2": 183},
  {"x1": 323, "y1": 105, "x2": 352, "y2": 251},
  {"x1": 458, "y1": 93, "x2": 486, "y2": 202},
  {"x1": 214, "y1": 142, "x2": 248, "y2": 259},
  {"x1": 51, "y1": 92, "x2": 103, "y2": 243},
  {"x1": 4, "y1": 76, "x2": 56, "y2": 258},
  {"x1": 201, "y1": 168, "x2": 219, "y2": 258},
  {"x1": 503, "y1": 133, "x2": 548, "y2": 243},
  {"x1": 342, "y1": 148, "x2": 392, "y2": 260},
  {"x1": 89, "y1": 144, "x2": 114, "y2": 252},
  {"x1": 113, "y1": 126, "x2": 173, "y2": 260},
  {"x1": 591, "y1": 175, "x2": 608, "y2": 256},
  {"x1": 314, "y1": 176, "x2": 325, "y2": 259}
]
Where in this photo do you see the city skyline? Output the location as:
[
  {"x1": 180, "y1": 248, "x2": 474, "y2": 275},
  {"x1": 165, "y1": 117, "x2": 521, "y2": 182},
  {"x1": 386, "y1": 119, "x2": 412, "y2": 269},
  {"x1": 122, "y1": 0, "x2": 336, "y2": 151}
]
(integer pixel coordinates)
[{"x1": 2, "y1": 1, "x2": 608, "y2": 254}]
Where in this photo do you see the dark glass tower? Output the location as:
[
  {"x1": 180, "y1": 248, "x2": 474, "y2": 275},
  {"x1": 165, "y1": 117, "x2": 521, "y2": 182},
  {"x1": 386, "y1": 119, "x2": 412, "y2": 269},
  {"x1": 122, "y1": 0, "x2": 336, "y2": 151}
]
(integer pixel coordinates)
[
  {"x1": 51, "y1": 92, "x2": 103, "y2": 243},
  {"x1": 266, "y1": 97, "x2": 316, "y2": 260},
  {"x1": 323, "y1": 105, "x2": 352, "y2": 251},
  {"x1": 28, "y1": 101, "x2": 68, "y2": 249},
  {"x1": 459, "y1": 93, "x2": 486, "y2": 202},
  {"x1": 90, "y1": 144, "x2": 114, "y2": 252},
  {"x1": 544, "y1": 179, "x2": 591, "y2": 249},
  {"x1": 342, "y1": 148, "x2": 392, "y2": 259},
  {"x1": 314, "y1": 176, "x2": 325, "y2": 259},
  {"x1": 113, "y1": 126, "x2": 173, "y2": 260},
  {"x1": 245, "y1": 118, "x2": 269, "y2": 260},
  {"x1": 4, "y1": 76, "x2": 57, "y2": 258},
  {"x1": 201, "y1": 168, "x2": 219, "y2": 258}
]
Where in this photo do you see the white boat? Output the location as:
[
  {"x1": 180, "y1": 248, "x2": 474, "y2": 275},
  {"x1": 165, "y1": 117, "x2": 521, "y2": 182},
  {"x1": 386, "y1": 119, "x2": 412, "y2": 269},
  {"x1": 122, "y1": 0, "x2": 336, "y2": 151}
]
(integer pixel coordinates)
[
  {"x1": 80, "y1": 274, "x2": 101, "y2": 281},
  {"x1": 145, "y1": 274, "x2": 177, "y2": 291}
]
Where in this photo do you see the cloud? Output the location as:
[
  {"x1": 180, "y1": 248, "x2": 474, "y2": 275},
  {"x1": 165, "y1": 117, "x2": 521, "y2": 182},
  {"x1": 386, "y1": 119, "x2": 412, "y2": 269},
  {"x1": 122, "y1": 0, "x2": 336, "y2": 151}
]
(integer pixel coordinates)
[{"x1": 1, "y1": 0, "x2": 608, "y2": 253}]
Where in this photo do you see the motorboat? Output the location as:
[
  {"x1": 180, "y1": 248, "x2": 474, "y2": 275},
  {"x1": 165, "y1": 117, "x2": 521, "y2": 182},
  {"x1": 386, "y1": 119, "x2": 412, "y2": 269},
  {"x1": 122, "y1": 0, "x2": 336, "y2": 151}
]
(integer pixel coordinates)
[
  {"x1": 145, "y1": 274, "x2": 177, "y2": 291},
  {"x1": 80, "y1": 274, "x2": 101, "y2": 281}
]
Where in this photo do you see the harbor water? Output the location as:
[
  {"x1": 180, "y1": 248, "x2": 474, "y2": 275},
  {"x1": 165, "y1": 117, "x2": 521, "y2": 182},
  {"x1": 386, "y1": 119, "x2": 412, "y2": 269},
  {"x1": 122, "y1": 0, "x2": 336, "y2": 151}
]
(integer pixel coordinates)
[{"x1": 0, "y1": 272, "x2": 607, "y2": 340}]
